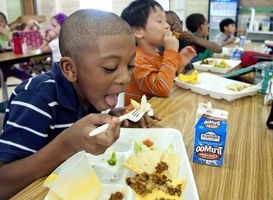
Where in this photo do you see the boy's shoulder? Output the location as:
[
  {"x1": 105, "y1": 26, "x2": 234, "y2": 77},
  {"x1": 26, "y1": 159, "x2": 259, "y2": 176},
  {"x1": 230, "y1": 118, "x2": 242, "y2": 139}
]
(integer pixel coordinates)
[
  {"x1": 15, "y1": 70, "x2": 56, "y2": 94},
  {"x1": 13, "y1": 63, "x2": 71, "y2": 103}
]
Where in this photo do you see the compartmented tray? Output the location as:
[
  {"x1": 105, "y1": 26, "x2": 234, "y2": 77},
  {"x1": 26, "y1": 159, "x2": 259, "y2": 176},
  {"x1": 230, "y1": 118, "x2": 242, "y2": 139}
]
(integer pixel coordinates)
[
  {"x1": 175, "y1": 73, "x2": 260, "y2": 101},
  {"x1": 45, "y1": 128, "x2": 199, "y2": 200},
  {"x1": 192, "y1": 58, "x2": 241, "y2": 74}
]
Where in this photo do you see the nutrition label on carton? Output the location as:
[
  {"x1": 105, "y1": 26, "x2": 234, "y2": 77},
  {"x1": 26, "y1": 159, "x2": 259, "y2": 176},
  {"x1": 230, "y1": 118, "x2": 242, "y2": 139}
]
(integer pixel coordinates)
[{"x1": 193, "y1": 103, "x2": 228, "y2": 166}]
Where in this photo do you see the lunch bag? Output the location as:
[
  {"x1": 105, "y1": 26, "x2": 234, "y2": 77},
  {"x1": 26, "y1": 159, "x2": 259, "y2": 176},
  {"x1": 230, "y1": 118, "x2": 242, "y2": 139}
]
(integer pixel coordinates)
[{"x1": 240, "y1": 51, "x2": 273, "y2": 68}]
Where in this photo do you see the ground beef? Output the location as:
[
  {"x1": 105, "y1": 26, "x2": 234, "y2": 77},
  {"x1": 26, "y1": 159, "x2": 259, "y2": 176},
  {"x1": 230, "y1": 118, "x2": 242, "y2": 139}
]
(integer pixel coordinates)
[
  {"x1": 108, "y1": 191, "x2": 124, "y2": 200},
  {"x1": 155, "y1": 161, "x2": 168, "y2": 173}
]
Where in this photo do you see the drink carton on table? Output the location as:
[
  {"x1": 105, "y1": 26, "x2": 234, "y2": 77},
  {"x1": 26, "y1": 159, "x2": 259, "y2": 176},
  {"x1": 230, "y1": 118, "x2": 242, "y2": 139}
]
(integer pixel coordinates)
[{"x1": 193, "y1": 103, "x2": 228, "y2": 166}]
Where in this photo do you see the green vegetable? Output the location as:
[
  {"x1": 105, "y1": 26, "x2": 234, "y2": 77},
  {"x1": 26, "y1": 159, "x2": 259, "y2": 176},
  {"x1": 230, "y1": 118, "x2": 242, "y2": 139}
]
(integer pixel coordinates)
[
  {"x1": 134, "y1": 142, "x2": 142, "y2": 154},
  {"x1": 107, "y1": 152, "x2": 117, "y2": 166},
  {"x1": 166, "y1": 143, "x2": 174, "y2": 153}
]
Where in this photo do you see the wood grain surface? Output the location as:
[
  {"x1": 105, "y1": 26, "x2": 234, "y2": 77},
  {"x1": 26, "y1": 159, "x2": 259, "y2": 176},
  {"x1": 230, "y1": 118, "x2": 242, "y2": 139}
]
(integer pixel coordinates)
[{"x1": 11, "y1": 86, "x2": 273, "y2": 200}]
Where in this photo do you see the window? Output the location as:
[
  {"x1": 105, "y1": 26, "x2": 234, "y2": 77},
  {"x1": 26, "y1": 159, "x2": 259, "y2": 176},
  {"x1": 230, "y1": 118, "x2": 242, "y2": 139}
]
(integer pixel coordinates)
[
  {"x1": 79, "y1": 0, "x2": 113, "y2": 12},
  {"x1": 157, "y1": 0, "x2": 169, "y2": 11}
]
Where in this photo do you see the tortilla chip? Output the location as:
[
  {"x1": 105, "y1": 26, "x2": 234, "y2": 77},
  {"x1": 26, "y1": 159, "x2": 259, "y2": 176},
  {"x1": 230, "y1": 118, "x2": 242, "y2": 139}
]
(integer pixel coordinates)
[
  {"x1": 161, "y1": 152, "x2": 180, "y2": 178},
  {"x1": 123, "y1": 150, "x2": 163, "y2": 174},
  {"x1": 135, "y1": 179, "x2": 187, "y2": 200}
]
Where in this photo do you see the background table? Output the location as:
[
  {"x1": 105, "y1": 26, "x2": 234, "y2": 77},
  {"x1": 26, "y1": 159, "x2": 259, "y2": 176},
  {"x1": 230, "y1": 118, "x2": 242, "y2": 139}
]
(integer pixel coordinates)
[
  {"x1": 0, "y1": 50, "x2": 52, "y2": 101},
  {"x1": 11, "y1": 86, "x2": 273, "y2": 200}
]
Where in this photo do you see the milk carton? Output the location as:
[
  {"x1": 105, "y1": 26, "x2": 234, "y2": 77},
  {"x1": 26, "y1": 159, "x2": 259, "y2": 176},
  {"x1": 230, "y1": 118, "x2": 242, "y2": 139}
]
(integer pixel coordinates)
[{"x1": 193, "y1": 103, "x2": 228, "y2": 166}]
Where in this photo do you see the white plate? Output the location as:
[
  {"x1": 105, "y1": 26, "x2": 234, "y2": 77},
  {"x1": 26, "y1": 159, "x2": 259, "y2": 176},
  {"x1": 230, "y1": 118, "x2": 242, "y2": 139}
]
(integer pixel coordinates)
[
  {"x1": 192, "y1": 58, "x2": 241, "y2": 74},
  {"x1": 45, "y1": 128, "x2": 199, "y2": 200},
  {"x1": 175, "y1": 73, "x2": 260, "y2": 101}
]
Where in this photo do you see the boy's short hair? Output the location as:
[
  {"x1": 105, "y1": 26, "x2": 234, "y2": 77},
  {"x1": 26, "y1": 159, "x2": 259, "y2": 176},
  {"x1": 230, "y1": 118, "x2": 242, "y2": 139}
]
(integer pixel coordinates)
[
  {"x1": 121, "y1": 0, "x2": 163, "y2": 28},
  {"x1": 219, "y1": 18, "x2": 235, "y2": 32},
  {"x1": 186, "y1": 13, "x2": 206, "y2": 33},
  {"x1": 59, "y1": 9, "x2": 133, "y2": 64}
]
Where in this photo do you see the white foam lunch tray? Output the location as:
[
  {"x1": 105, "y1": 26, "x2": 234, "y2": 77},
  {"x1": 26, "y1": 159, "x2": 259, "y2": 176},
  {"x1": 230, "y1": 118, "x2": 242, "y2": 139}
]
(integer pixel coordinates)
[
  {"x1": 192, "y1": 58, "x2": 241, "y2": 74},
  {"x1": 45, "y1": 128, "x2": 199, "y2": 200},
  {"x1": 175, "y1": 73, "x2": 260, "y2": 101}
]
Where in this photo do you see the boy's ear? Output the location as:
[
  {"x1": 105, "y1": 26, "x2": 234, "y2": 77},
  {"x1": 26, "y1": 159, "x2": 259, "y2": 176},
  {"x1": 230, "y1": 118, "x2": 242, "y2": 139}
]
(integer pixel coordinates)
[
  {"x1": 132, "y1": 27, "x2": 144, "y2": 39},
  {"x1": 59, "y1": 57, "x2": 78, "y2": 82}
]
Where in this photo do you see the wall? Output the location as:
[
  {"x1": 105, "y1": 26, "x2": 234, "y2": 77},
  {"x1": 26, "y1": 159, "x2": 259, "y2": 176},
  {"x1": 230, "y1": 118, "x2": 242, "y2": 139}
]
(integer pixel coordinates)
[
  {"x1": 1, "y1": 0, "x2": 203, "y2": 29},
  {"x1": 0, "y1": 0, "x2": 7, "y2": 19},
  {"x1": 6, "y1": 0, "x2": 21, "y2": 23}
]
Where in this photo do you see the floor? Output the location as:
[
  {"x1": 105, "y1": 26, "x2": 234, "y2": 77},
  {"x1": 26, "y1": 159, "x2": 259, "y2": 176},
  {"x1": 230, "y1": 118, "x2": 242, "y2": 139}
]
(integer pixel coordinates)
[{"x1": 0, "y1": 76, "x2": 21, "y2": 130}]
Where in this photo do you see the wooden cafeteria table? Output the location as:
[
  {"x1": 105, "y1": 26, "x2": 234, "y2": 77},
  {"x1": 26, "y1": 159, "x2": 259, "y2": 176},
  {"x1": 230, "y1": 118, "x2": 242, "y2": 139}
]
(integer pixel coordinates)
[
  {"x1": 11, "y1": 86, "x2": 273, "y2": 200},
  {"x1": 0, "y1": 50, "x2": 52, "y2": 101}
]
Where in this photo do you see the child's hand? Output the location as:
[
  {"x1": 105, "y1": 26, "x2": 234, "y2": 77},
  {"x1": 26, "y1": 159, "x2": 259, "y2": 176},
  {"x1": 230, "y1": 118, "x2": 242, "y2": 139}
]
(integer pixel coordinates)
[
  {"x1": 163, "y1": 30, "x2": 179, "y2": 52},
  {"x1": 177, "y1": 46, "x2": 197, "y2": 74},
  {"x1": 60, "y1": 113, "x2": 121, "y2": 155},
  {"x1": 109, "y1": 108, "x2": 161, "y2": 128},
  {"x1": 227, "y1": 37, "x2": 236, "y2": 44}
]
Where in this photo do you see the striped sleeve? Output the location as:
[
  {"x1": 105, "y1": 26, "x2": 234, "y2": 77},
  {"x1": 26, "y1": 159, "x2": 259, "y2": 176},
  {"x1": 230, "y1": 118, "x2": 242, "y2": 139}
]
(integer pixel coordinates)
[
  {"x1": 0, "y1": 90, "x2": 52, "y2": 162},
  {"x1": 134, "y1": 49, "x2": 180, "y2": 97}
]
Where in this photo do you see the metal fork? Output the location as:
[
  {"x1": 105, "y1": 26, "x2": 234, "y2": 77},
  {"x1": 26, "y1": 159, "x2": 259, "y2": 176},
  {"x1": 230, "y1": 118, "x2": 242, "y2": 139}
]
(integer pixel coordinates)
[{"x1": 89, "y1": 109, "x2": 145, "y2": 137}]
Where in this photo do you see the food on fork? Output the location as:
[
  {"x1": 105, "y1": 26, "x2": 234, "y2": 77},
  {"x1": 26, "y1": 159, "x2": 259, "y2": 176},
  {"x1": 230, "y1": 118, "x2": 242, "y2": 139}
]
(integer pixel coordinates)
[{"x1": 126, "y1": 95, "x2": 154, "y2": 117}]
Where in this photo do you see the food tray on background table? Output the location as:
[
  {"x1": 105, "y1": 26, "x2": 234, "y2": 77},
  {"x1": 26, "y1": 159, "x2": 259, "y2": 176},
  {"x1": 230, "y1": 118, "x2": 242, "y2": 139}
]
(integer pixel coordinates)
[
  {"x1": 175, "y1": 73, "x2": 260, "y2": 101},
  {"x1": 192, "y1": 58, "x2": 241, "y2": 74},
  {"x1": 45, "y1": 128, "x2": 199, "y2": 200}
]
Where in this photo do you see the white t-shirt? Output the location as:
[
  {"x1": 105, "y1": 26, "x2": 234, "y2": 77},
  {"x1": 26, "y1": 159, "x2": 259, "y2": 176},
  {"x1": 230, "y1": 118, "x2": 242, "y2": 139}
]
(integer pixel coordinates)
[{"x1": 48, "y1": 38, "x2": 61, "y2": 62}]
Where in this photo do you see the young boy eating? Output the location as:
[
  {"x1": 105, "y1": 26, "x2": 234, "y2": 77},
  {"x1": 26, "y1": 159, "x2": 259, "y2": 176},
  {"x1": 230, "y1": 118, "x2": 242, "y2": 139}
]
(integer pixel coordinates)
[
  {"x1": 0, "y1": 9, "x2": 149, "y2": 199},
  {"x1": 214, "y1": 18, "x2": 236, "y2": 46},
  {"x1": 185, "y1": 13, "x2": 222, "y2": 61},
  {"x1": 121, "y1": 0, "x2": 196, "y2": 105}
]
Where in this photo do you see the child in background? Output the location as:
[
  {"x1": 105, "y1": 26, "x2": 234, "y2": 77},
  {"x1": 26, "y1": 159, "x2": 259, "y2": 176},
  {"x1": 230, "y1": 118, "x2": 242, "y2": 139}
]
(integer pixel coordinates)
[
  {"x1": 40, "y1": 13, "x2": 67, "y2": 62},
  {"x1": 185, "y1": 13, "x2": 222, "y2": 61},
  {"x1": 121, "y1": 0, "x2": 196, "y2": 105},
  {"x1": 0, "y1": 9, "x2": 153, "y2": 199},
  {"x1": 214, "y1": 18, "x2": 236, "y2": 46},
  {"x1": 0, "y1": 12, "x2": 11, "y2": 48}
]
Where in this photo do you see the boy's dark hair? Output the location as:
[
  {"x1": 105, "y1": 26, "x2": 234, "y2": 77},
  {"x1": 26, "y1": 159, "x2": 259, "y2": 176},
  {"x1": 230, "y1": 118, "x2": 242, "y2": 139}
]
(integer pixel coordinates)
[
  {"x1": 186, "y1": 13, "x2": 206, "y2": 33},
  {"x1": 219, "y1": 18, "x2": 235, "y2": 32},
  {"x1": 0, "y1": 12, "x2": 8, "y2": 24},
  {"x1": 59, "y1": 9, "x2": 133, "y2": 64},
  {"x1": 121, "y1": 0, "x2": 163, "y2": 28}
]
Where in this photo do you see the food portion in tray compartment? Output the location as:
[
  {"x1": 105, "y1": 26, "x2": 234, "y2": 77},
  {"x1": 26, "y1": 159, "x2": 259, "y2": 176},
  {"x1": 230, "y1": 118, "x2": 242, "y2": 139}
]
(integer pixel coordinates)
[
  {"x1": 123, "y1": 149, "x2": 186, "y2": 199},
  {"x1": 213, "y1": 60, "x2": 230, "y2": 68},
  {"x1": 200, "y1": 59, "x2": 217, "y2": 65},
  {"x1": 200, "y1": 59, "x2": 230, "y2": 68},
  {"x1": 226, "y1": 83, "x2": 251, "y2": 91},
  {"x1": 108, "y1": 191, "x2": 124, "y2": 200},
  {"x1": 178, "y1": 69, "x2": 198, "y2": 84}
]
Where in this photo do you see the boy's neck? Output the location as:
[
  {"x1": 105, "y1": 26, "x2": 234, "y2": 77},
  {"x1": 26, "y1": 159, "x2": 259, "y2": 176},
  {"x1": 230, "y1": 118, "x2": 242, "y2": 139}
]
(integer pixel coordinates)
[
  {"x1": 137, "y1": 39, "x2": 160, "y2": 55},
  {"x1": 194, "y1": 31, "x2": 205, "y2": 39},
  {"x1": 223, "y1": 31, "x2": 230, "y2": 36}
]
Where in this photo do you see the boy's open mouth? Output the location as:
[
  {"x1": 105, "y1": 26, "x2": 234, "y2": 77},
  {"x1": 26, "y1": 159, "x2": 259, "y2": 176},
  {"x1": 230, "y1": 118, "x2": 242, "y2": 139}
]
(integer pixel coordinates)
[{"x1": 104, "y1": 93, "x2": 118, "y2": 108}]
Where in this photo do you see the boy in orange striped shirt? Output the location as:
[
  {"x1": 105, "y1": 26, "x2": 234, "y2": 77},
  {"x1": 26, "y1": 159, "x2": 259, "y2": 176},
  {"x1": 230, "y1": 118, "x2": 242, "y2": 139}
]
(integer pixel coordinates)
[{"x1": 121, "y1": 0, "x2": 196, "y2": 105}]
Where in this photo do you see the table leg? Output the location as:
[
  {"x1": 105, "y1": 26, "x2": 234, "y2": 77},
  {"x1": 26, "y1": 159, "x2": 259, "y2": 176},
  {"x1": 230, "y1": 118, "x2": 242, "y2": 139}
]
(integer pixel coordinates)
[{"x1": 0, "y1": 68, "x2": 8, "y2": 101}]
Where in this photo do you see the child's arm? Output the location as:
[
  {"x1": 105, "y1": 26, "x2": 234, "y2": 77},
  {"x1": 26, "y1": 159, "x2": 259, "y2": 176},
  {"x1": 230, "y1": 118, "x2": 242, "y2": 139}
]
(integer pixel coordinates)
[
  {"x1": 0, "y1": 93, "x2": 121, "y2": 199},
  {"x1": 177, "y1": 46, "x2": 197, "y2": 74},
  {"x1": 192, "y1": 35, "x2": 222, "y2": 53},
  {"x1": 134, "y1": 48, "x2": 181, "y2": 97}
]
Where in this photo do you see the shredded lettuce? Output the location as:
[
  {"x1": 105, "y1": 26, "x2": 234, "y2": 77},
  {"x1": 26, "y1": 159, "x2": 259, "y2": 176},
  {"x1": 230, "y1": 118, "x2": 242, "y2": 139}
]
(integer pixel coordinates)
[
  {"x1": 134, "y1": 142, "x2": 142, "y2": 154},
  {"x1": 166, "y1": 143, "x2": 174, "y2": 153}
]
